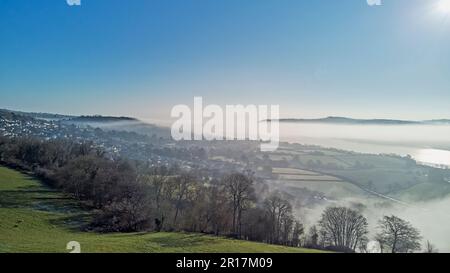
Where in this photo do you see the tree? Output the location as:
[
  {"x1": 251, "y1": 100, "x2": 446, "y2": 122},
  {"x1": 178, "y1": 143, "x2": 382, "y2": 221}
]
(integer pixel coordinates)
[
  {"x1": 306, "y1": 225, "x2": 319, "y2": 248},
  {"x1": 376, "y1": 215, "x2": 422, "y2": 253},
  {"x1": 223, "y1": 172, "x2": 255, "y2": 238},
  {"x1": 240, "y1": 207, "x2": 271, "y2": 242},
  {"x1": 318, "y1": 207, "x2": 368, "y2": 252},
  {"x1": 169, "y1": 173, "x2": 198, "y2": 228},
  {"x1": 92, "y1": 184, "x2": 152, "y2": 232},
  {"x1": 263, "y1": 192, "x2": 293, "y2": 244},
  {"x1": 141, "y1": 165, "x2": 171, "y2": 231},
  {"x1": 423, "y1": 241, "x2": 438, "y2": 253},
  {"x1": 374, "y1": 233, "x2": 385, "y2": 253},
  {"x1": 291, "y1": 221, "x2": 304, "y2": 247},
  {"x1": 204, "y1": 186, "x2": 231, "y2": 235}
]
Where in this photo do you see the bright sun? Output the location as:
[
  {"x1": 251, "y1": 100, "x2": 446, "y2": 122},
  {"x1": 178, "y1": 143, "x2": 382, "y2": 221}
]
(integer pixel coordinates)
[{"x1": 437, "y1": 0, "x2": 450, "y2": 14}]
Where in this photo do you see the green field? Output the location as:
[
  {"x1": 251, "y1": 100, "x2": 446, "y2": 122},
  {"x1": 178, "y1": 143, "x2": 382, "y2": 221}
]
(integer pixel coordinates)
[
  {"x1": 0, "y1": 166, "x2": 322, "y2": 253},
  {"x1": 392, "y1": 182, "x2": 450, "y2": 202}
]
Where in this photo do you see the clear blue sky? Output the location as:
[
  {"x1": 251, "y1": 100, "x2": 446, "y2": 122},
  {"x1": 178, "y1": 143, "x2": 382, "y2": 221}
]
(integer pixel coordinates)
[{"x1": 1, "y1": 0, "x2": 450, "y2": 122}]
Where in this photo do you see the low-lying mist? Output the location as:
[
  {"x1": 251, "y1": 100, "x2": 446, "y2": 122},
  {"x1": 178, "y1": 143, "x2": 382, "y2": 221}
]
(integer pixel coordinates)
[
  {"x1": 295, "y1": 194, "x2": 450, "y2": 252},
  {"x1": 279, "y1": 122, "x2": 450, "y2": 167}
]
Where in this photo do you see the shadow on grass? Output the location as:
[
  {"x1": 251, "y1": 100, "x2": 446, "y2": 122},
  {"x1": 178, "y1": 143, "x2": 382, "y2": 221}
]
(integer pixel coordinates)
[
  {"x1": 0, "y1": 180, "x2": 90, "y2": 231},
  {"x1": 145, "y1": 233, "x2": 221, "y2": 248},
  {"x1": 48, "y1": 213, "x2": 91, "y2": 231},
  {"x1": 0, "y1": 184, "x2": 65, "y2": 208}
]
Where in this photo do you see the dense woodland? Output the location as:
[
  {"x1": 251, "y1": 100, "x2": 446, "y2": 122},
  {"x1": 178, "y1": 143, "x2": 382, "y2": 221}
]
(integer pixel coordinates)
[{"x1": 0, "y1": 136, "x2": 430, "y2": 252}]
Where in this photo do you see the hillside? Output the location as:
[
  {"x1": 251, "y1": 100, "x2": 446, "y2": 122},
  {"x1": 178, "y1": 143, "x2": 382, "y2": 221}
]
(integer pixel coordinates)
[
  {"x1": 0, "y1": 166, "x2": 322, "y2": 253},
  {"x1": 1, "y1": 109, "x2": 74, "y2": 120},
  {"x1": 67, "y1": 115, "x2": 139, "y2": 123}
]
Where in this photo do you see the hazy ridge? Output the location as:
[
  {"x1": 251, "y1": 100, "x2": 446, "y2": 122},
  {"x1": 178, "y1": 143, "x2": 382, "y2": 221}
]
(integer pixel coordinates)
[{"x1": 270, "y1": 116, "x2": 450, "y2": 125}]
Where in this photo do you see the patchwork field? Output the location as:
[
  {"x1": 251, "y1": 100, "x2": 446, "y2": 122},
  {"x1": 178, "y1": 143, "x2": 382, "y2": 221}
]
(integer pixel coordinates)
[
  {"x1": 269, "y1": 144, "x2": 450, "y2": 202},
  {"x1": 271, "y1": 168, "x2": 369, "y2": 199}
]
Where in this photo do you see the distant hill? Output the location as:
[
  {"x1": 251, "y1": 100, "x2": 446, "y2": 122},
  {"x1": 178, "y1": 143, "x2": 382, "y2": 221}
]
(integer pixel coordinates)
[
  {"x1": 1, "y1": 109, "x2": 138, "y2": 123},
  {"x1": 0, "y1": 109, "x2": 74, "y2": 121},
  {"x1": 67, "y1": 115, "x2": 139, "y2": 123},
  {"x1": 269, "y1": 116, "x2": 450, "y2": 125},
  {"x1": 0, "y1": 109, "x2": 170, "y2": 138},
  {"x1": 0, "y1": 109, "x2": 35, "y2": 122},
  {"x1": 426, "y1": 119, "x2": 450, "y2": 125},
  {"x1": 63, "y1": 115, "x2": 170, "y2": 138}
]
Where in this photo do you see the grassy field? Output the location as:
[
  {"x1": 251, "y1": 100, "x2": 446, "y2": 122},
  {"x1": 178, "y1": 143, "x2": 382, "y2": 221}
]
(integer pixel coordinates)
[
  {"x1": 0, "y1": 166, "x2": 323, "y2": 253},
  {"x1": 392, "y1": 182, "x2": 450, "y2": 202}
]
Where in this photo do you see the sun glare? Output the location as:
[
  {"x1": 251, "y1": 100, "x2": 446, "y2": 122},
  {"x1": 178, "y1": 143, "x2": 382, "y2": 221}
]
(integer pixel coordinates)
[{"x1": 437, "y1": 0, "x2": 450, "y2": 14}]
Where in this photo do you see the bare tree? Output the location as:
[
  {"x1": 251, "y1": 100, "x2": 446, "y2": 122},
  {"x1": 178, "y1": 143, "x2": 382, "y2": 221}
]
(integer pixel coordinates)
[
  {"x1": 205, "y1": 186, "x2": 231, "y2": 235},
  {"x1": 305, "y1": 225, "x2": 319, "y2": 249},
  {"x1": 374, "y1": 233, "x2": 385, "y2": 253},
  {"x1": 223, "y1": 172, "x2": 255, "y2": 238},
  {"x1": 376, "y1": 215, "x2": 422, "y2": 253},
  {"x1": 264, "y1": 192, "x2": 292, "y2": 244},
  {"x1": 318, "y1": 207, "x2": 368, "y2": 252},
  {"x1": 141, "y1": 166, "x2": 171, "y2": 231},
  {"x1": 170, "y1": 173, "x2": 198, "y2": 228},
  {"x1": 423, "y1": 240, "x2": 438, "y2": 253},
  {"x1": 291, "y1": 221, "x2": 304, "y2": 247}
]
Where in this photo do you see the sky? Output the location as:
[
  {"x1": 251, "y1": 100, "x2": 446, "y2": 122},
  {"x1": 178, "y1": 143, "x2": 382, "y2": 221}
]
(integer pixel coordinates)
[{"x1": 1, "y1": 0, "x2": 450, "y2": 123}]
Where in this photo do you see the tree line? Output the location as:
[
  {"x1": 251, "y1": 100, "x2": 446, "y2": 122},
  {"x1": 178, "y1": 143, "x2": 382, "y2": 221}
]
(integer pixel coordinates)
[
  {"x1": 0, "y1": 136, "x2": 302, "y2": 246},
  {"x1": 0, "y1": 136, "x2": 433, "y2": 252}
]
